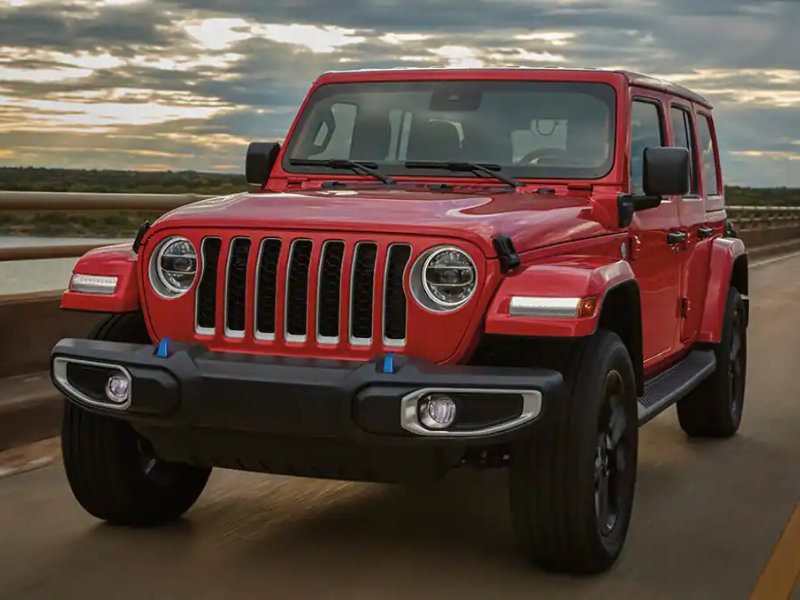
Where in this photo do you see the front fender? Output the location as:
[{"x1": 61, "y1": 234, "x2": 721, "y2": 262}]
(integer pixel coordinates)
[
  {"x1": 485, "y1": 258, "x2": 635, "y2": 337},
  {"x1": 697, "y1": 237, "x2": 747, "y2": 343},
  {"x1": 60, "y1": 243, "x2": 140, "y2": 313}
]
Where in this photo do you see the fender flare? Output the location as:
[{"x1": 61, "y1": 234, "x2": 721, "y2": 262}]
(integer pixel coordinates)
[
  {"x1": 60, "y1": 243, "x2": 141, "y2": 313},
  {"x1": 485, "y1": 259, "x2": 636, "y2": 338},
  {"x1": 697, "y1": 237, "x2": 748, "y2": 344}
]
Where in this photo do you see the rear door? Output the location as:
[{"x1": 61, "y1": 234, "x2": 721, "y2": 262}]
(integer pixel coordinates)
[
  {"x1": 670, "y1": 103, "x2": 712, "y2": 343},
  {"x1": 628, "y1": 93, "x2": 683, "y2": 367}
]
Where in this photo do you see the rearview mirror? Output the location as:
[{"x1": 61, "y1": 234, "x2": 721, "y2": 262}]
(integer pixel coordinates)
[
  {"x1": 246, "y1": 142, "x2": 281, "y2": 187},
  {"x1": 643, "y1": 147, "x2": 690, "y2": 197}
]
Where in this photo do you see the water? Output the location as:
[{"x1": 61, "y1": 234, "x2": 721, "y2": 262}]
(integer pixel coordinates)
[{"x1": 0, "y1": 237, "x2": 126, "y2": 295}]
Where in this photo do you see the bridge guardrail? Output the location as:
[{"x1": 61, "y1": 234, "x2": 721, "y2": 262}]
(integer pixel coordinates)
[
  {"x1": 0, "y1": 191, "x2": 210, "y2": 260},
  {"x1": 0, "y1": 190, "x2": 209, "y2": 211},
  {"x1": 1, "y1": 191, "x2": 799, "y2": 261},
  {"x1": 726, "y1": 205, "x2": 800, "y2": 230}
]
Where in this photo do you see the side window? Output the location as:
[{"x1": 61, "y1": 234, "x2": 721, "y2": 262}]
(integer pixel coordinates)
[
  {"x1": 698, "y1": 115, "x2": 720, "y2": 196},
  {"x1": 630, "y1": 100, "x2": 664, "y2": 195},
  {"x1": 669, "y1": 106, "x2": 698, "y2": 195}
]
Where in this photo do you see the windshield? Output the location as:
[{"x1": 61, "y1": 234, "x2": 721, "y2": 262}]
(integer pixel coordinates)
[{"x1": 284, "y1": 80, "x2": 617, "y2": 180}]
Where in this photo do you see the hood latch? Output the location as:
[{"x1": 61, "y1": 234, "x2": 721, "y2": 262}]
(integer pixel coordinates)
[{"x1": 493, "y1": 233, "x2": 521, "y2": 273}]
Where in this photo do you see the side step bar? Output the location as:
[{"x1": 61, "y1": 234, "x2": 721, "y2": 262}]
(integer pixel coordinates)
[{"x1": 637, "y1": 349, "x2": 717, "y2": 425}]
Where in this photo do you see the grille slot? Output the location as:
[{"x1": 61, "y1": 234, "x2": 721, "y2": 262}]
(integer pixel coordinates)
[
  {"x1": 317, "y1": 241, "x2": 345, "y2": 343},
  {"x1": 383, "y1": 244, "x2": 411, "y2": 345},
  {"x1": 225, "y1": 238, "x2": 251, "y2": 337},
  {"x1": 196, "y1": 237, "x2": 221, "y2": 334},
  {"x1": 255, "y1": 238, "x2": 282, "y2": 339},
  {"x1": 350, "y1": 242, "x2": 378, "y2": 344},
  {"x1": 286, "y1": 239, "x2": 313, "y2": 341}
]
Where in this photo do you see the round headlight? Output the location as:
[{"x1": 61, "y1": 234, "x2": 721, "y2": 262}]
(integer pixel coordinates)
[
  {"x1": 149, "y1": 236, "x2": 197, "y2": 298},
  {"x1": 410, "y1": 246, "x2": 477, "y2": 312}
]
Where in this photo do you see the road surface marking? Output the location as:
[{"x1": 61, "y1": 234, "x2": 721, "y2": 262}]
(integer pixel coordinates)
[
  {"x1": 0, "y1": 437, "x2": 59, "y2": 479},
  {"x1": 750, "y1": 498, "x2": 800, "y2": 599},
  {"x1": 751, "y1": 250, "x2": 800, "y2": 269}
]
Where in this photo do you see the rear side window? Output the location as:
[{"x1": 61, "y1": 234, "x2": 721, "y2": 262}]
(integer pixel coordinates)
[
  {"x1": 698, "y1": 115, "x2": 720, "y2": 196},
  {"x1": 670, "y1": 106, "x2": 698, "y2": 195},
  {"x1": 630, "y1": 100, "x2": 664, "y2": 195}
]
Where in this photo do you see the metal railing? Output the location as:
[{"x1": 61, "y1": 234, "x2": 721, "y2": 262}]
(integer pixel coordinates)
[
  {"x1": 725, "y1": 205, "x2": 800, "y2": 231},
  {"x1": 0, "y1": 191, "x2": 210, "y2": 261},
  {"x1": 1, "y1": 191, "x2": 799, "y2": 261},
  {"x1": 0, "y1": 191, "x2": 209, "y2": 211}
]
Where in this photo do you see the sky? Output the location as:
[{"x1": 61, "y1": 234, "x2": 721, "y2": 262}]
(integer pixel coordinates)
[{"x1": 0, "y1": 0, "x2": 798, "y2": 187}]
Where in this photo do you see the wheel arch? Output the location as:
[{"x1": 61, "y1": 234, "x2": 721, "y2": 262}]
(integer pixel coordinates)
[
  {"x1": 597, "y1": 280, "x2": 644, "y2": 396},
  {"x1": 730, "y1": 254, "x2": 749, "y2": 326},
  {"x1": 698, "y1": 237, "x2": 748, "y2": 342},
  {"x1": 60, "y1": 243, "x2": 141, "y2": 313},
  {"x1": 482, "y1": 258, "x2": 644, "y2": 394}
]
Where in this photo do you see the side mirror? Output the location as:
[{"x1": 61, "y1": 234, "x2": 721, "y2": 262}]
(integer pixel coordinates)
[
  {"x1": 643, "y1": 146, "x2": 690, "y2": 197},
  {"x1": 618, "y1": 146, "x2": 691, "y2": 227},
  {"x1": 246, "y1": 142, "x2": 281, "y2": 187}
]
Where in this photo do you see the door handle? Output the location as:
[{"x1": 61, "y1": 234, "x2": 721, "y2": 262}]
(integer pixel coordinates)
[
  {"x1": 697, "y1": 226, "x2": 714, "y2": 239},
  {"x1": 667, "y1": 230, "x2": 688, "y2": 245}
]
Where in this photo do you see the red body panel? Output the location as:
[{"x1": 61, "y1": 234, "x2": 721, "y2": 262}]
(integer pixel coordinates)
[
  {"x1": 697, "y1": 237, "x2": 747, "y2": 343},
  {"x1": 156, "y1": 189, "x2": 611, "y2": 257},
  {"x1": 486, "y1": 255, "x2": 634, "y2": 338},
  {"x1": 61, "y1": 243, "x2": 140, "y2": 313}
]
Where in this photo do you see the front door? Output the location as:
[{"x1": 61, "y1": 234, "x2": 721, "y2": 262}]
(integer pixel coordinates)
[{"x1": 628, "y1": 94, "x2": 683, "y2": 368}]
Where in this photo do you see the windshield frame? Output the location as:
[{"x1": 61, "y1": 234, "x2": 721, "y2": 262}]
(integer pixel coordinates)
[{"x1": 281, "y1": 79, "x2": 619, "y2": 182}]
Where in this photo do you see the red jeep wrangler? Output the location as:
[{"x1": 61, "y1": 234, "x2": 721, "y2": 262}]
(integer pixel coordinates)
[{"x1": 52, "y1": 68, "x2": 748, "y2": 573}]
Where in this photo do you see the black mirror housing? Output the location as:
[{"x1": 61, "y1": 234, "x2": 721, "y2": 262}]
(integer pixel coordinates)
[
  {"x1": 643, "y1": 147, "x2": 690, "y2": 197},
  {"x1": 246, "y1": 142, "x2": 281, "y2": 187}
]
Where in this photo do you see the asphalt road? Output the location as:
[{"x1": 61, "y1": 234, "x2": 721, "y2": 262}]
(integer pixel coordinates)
[{"x1": 2, "y1": 252, "x2": 800, "y2": 600}]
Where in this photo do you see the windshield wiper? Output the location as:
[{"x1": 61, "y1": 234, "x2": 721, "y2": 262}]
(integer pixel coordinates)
[
  {"x1": 289, "y1": 158, "x2": 396, "y2": 185},
  {"x1": 404, "y1": 161, "x2": 520, "y2": 189}
]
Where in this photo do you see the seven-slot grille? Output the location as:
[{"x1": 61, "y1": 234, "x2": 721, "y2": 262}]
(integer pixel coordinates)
[{"x1": 195, "y1": 236, "x2": 412, "y2": 347}]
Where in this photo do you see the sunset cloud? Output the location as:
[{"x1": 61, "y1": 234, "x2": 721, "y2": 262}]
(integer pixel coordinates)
[{"x1": 0, "y1": 0, "x2": 798, "y2": 184}]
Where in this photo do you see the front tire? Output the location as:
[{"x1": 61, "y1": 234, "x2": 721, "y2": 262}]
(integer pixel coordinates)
[
  {"x1": 509, "y1": 330, "x2": 638, "y2": 573},
  {"x1": 677, "y1": 288, "x2": 747, "y2": 437},
  {"x1": 61, "y1": 314, "x2": 210, "y2": 526}
]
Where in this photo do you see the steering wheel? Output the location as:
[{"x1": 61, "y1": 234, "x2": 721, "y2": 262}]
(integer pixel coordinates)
[{"x1": 519, "y1": 147, "x2": 569, "y2": 164}]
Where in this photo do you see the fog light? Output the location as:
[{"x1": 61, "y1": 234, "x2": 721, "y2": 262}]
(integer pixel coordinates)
[
  {"x1": 105, "y1": 374, "x2": 130, "y2": 404},
  {"x1": 419, "y1": 394, "x2": 457, "y2": 429}
]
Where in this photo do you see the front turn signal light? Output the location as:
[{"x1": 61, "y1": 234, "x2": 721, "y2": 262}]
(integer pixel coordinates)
[{"x1": 577, "y1": 297, "x2": 599, "y2": 318}]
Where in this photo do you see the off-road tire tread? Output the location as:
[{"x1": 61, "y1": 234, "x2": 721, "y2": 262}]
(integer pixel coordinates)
[
  {"x1": 510, "y1": 330, "x2": 638, "y2": 573},
  {"x1": 677, "y1": 288, "x2": 746, "y2": 438}
]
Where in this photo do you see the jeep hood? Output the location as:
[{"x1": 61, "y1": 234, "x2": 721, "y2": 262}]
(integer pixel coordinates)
[{"x1": 153, "y1": 188, "x2": 611, "y2": 256}]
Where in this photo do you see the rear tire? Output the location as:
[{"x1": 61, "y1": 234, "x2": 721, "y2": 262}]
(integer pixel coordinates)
[
  {"x1": 677, "y1": 288, "x2": 747, "y2": 438},
  {"x1": 61, "y1": 313, "x2": 210, "y2": 526},
  {"x1": 509, "y1": 330, "x2": 638, "y2": 573}
]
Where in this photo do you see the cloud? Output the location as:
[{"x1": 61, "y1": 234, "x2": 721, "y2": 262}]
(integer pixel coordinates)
[{"x1": 0, "y1": 0, "x2": 798, "y2": 186}]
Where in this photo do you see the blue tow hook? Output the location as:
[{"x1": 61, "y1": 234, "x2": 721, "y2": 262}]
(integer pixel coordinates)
[
  {"x1": 156, "y1": 338, "x2": 172, "y2": 358},
  {"x1": 382, "y1": 352, "x2": 396, "y2": 374}
]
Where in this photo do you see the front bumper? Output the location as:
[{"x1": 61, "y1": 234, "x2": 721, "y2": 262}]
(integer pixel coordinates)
[{"x1": 51, "y1": 339, "x2": 562, "y2": 481}]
